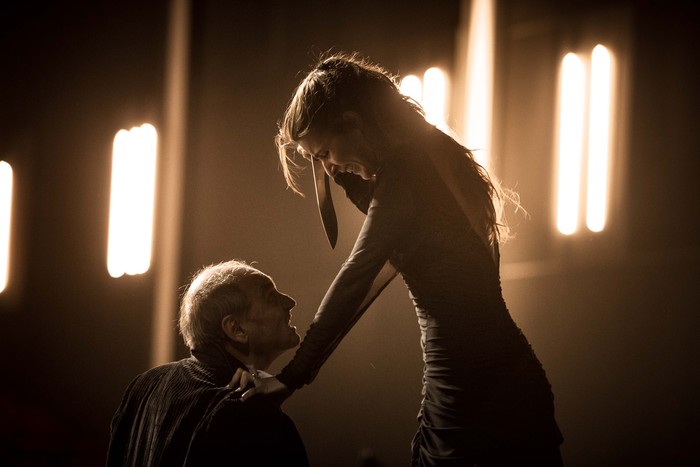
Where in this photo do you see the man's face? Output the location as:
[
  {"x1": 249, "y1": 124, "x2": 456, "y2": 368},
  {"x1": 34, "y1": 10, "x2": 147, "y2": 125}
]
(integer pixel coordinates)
[{"x1": 238, "y1": 273, "x2": 301, "y2": 359}]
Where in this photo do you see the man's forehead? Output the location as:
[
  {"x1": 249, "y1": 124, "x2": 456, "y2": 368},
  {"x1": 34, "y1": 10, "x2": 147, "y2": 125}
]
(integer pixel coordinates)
[{"x1": 239, "y1": 272, "x2": 274, "y2": 297}]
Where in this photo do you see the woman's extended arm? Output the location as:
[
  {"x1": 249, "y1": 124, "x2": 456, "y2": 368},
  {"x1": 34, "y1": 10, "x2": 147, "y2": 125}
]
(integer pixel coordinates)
[{"x1": 278, "y1": 166, "x2": 412, "y2": 390}]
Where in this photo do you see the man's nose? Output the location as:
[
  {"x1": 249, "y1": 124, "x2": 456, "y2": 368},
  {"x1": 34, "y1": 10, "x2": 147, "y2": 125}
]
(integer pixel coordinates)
[{"x1": 321, "y1": 159, "x2": 338, "y2": 177}]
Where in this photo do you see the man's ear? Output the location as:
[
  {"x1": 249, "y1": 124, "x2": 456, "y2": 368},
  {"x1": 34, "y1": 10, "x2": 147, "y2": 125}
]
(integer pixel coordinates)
[{"x1": 221, "y1": 315, "x2": 247, "y2": 345}]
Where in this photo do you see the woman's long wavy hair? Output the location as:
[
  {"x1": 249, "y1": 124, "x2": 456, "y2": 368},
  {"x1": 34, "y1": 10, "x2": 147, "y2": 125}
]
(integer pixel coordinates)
[{"x1": 276, "y1": 51, "x2": 518, "y2": 246}]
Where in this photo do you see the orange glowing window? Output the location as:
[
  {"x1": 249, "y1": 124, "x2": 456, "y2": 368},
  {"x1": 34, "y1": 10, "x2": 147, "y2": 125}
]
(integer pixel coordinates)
[
  {"x1": 556, "y1": 45, "x2": 615, "y2": 235},
  {"x1": 400, "y1": 67, "x2": 449, "y2": 132},
  {"x1": 107, "y1": 123, "x2": 158, "y2": 278},
  {"x1": 0, "y1": 161, "x2": 13, "y2": 293}
]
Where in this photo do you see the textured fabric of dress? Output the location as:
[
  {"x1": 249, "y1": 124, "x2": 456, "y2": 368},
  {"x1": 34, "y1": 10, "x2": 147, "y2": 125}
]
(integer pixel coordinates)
[
  {"x1": 107, "y1": 346, "x2": 309, "y2": 467},
  {"x1": 277, "y1": 139, "x2": 563, "y2": 465}
]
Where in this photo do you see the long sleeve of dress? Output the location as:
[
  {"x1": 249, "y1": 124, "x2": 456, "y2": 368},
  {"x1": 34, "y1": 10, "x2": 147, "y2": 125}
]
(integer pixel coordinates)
[{"x1": 278, "y1": 166, "x2": 412, "y2": 389}]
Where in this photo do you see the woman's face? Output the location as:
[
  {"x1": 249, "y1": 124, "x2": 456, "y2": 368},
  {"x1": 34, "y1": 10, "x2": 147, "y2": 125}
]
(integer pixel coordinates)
[{"x1": 297, "y1": 114, "x2": 379, "y2": 180}]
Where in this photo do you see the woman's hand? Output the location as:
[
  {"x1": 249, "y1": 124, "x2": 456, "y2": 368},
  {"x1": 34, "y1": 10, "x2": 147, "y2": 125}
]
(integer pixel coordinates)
[{"x1": 226, "y1": 368, "x2": 288, "y2": 402}]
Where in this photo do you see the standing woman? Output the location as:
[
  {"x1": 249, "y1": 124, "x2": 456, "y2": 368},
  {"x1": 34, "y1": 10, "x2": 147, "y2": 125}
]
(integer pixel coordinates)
[{"x1": 237, "y1": 52, "x2": 563, "y2": 466}]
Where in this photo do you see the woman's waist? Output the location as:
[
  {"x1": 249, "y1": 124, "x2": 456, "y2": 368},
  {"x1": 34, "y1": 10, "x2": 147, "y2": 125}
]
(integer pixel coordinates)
[
  {"x1": 413, "y1": 294, "x2": 514, "y2": 337},
  {"x1": 420, "y1": 344, "x2": 552, "y2": 398},
  {"x1": 418, "y1": 317, "x2": 534, "y2": 368}
]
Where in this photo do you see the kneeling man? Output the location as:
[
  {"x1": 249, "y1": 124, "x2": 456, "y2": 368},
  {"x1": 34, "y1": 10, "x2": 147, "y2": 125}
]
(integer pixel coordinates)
[{"x1": 107, "y1": 260, "x2": 308, "y2": 466}]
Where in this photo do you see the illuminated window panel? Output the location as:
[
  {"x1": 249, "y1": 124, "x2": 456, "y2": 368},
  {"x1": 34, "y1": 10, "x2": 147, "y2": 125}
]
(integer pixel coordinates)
[
  {"x1": 107, "y1": 123, "x2": 158, "y2": 278},
  {"x1": 555, "y1": 44, "x2": 616, "y2": 236},
  {"x1": 0, "y1": 161, "x2": 12, "y2": 293},
  {"x1": 556, "y1": 53, "x2": 587, "y2": 236},
  {"x1": 422, "y1": 67, "x2": 448, "y2": 129},
  {"x1": 586, "y1": 44, "x2": 613, "y2": 233},
  {"x1": 400, "y1": 68, "x2": 449, "y2": 131}
]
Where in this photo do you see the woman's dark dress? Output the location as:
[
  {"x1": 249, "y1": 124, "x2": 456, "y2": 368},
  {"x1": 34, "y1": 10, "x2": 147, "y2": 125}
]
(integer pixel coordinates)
[{"x1": 277, "y1": 143, "x2": 563, "y2": 465}]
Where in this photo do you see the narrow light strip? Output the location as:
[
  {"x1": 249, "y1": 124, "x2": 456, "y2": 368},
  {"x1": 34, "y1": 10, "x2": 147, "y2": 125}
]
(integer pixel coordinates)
[
  {"x1": 152, "y1": 0, "x2": 191, "y2": 366},
  {"x1": 586, "y1": 44, "x2": 613, "y2": 232},
  {"x1": 107, "y1": 123, "x2": 158, "y2": 278},
  {"x1": 423, "y1": 67, "x2": 448, "y2": 129},
  {"x1": 0, "y1": 161, "x2": 13, "y2": 293},
  {"x1": 464, "y1": 0, "x2": 495, "y2": 170},
  {"x1": 556, "y1": 53, "x2": 587, "y2": 235}
]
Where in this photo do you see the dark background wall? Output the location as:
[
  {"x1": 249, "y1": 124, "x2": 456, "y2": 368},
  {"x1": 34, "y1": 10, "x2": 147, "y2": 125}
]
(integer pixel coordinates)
[{"x1": 1, "y1": 1, "x2": 698, "y2": 466}]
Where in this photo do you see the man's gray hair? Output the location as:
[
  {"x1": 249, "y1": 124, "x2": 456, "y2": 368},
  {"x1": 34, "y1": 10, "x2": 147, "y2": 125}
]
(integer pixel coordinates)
[{"x1": 178, "y1": 259, "x2": 261, "y2": 350}]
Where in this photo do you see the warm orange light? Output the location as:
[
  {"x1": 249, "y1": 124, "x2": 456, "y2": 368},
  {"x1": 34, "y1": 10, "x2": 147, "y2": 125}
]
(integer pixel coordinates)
[
  {"x1": 423, "y1": 67, "x2": 448, "y2": 130},
  {"x1": 400, "y1": 75, "x2": 422, "y2": 103},
  {"x1": 463, "y1": 0, "x2": 495, "y2": 170},
  {"x1": 556, "y1": 53, "x2": 587, "y2": 235},
  {"x1": 107, "y1": 123, "x2": 158, "y2": 278},
  {"x1": 586, "y1": 44, "x2": 613, "y2": 233},
  {"x1": 401, "y1": 69, "x2": 449, "y2": 133},
  {"x1": 0, "y1": 161, "x2": 12, "y2": 293}
]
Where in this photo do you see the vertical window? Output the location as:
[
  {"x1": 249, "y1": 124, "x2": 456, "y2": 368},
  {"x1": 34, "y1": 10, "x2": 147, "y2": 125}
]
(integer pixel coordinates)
[
  {"x1": 0, "y1": 161, "x2": 12, "y2": 293},
  {"x1": 555, "y1": 45, "x2": 615, "y2": 235},
  {"x1": 107, "y1": 123, "x2": 158, "y2": 278},
  {"x1": 423, "y1": 67, "x2": 448, "y2": 129},
  {"x1": 586, "y1": 45, "x2": 613, "y2": 233},
  {"x1": 556, "y1": 53, "x2": 587, "y2": 236},
  {"x1": 400, "y1": 67, "x2": 449, "y2": 131}
]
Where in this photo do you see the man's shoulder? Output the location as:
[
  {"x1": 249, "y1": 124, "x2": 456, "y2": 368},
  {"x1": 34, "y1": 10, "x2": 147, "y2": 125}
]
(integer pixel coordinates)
[
  {"x1": 134, "y1": 358, "x2": 187, "y2": 378},
  {"x1": 208, "y1": 392, "x2": 282, "y2": 423},
  {"x1": 122, "y1": 358, "x2": 194, "y2": 394},
  {"x1": 195, "y1": 392, "x2": 297, "y2": 440},
  {"x1": 186, "y1": 394, "x2": 308, "y2": 467}
]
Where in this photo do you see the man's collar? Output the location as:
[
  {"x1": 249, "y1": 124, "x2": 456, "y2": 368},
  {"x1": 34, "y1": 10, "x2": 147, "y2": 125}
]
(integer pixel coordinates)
[{"x1": 191, "y1": 344, "x2": 246, "y2": 384}]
